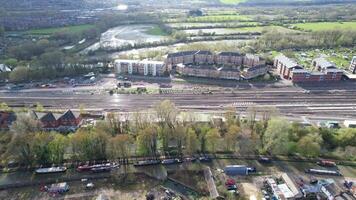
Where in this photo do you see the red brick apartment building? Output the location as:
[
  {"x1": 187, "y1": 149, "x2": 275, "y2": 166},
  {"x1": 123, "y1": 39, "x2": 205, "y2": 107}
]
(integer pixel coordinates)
[
  {"x1": 274, "y1": 54, "x2": 343, "y2": 83},
  {"x1": 167, "y1": 50, "x2": 268, "y2": 80}
]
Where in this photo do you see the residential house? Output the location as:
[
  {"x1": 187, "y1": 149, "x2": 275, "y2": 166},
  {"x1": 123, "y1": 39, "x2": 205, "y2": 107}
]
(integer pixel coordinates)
[{"x1": 31, "y1": 110, "x2": 81, "y2": 132}]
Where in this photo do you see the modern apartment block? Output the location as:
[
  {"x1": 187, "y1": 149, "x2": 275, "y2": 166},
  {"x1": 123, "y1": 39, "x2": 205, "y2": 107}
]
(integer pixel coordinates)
[
  {"x1": 114, "y1": 59, "x2": 169, "y2": 77},
  {"x1": 274, "y1": 54, "x2": 343, "y2": 83}
]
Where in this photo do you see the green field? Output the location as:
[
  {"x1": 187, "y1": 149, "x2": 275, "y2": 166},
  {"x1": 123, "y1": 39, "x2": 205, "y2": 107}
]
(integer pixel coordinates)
[
  {"x1": 144, "y1": 25, "x2": 169, "y2": 36},
  {"x1": 292, "y1": 22, "x2": 356, "y2": 31},
  {"x1": 219, "y1": 0, "x2": 247, "y2": 4},
  {"x1": 25, "y1": 24, "x2": 96, "y2": 35},
  {"x1": 187, "y1": 14, "x2": 252, "y2": 22},
  {"x1": 230, "y1": 25, "x2": 299, "y2": 33}
]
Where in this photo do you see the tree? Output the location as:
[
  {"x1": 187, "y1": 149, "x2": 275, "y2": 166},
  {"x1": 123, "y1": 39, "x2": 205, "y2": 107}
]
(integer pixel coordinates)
[
  {"x1": 4, "y1": 58, "x2": 18, "y2": 70},
  {"x1": 154, "y1": 100, "x2": 178, "y2": 129},
  {"x1": 10, "y1": 113, "x2": 40, "y2": 135},
  {"x1": 9, "y1": 66, "x2": 29, "y2": 82},
  {"x1": 48, "y1": 134, "x2": 68, "y2": 164},
  {"x1": 224, "y1": 107, "x2": 237, "y2": 127},
  {"x1": 39, "y1": 51, "x2": 64, "y2": 68},
  {"x1": 246, "y1": 106, "x2": 257, "y2": 135},
  {"x1": 224, "y1": 125, "x2": 240, "y2": 151},
  {"x1": 263, "y1": 117, "x2": 292, "y2": 155},
  {"x1": 136, "y1": 126, "x2": 158, "y2": 157},
  {"x1": 107, "y1": 134, "x2": 131, "y2": 160},
  {"x1": 336, "y1": 128, "x2": 356, "y2": 147},
  {"x1": 206, "y1": 128, "x2": 220, "y2": 153},
  {"x1": 0, "y1": 102, "x2": 11, "y2": 111},
  {"x1": 297, "y1": 134, "x2": 322, "y2": 157},
  {"x1": 185, "y1": 128, "x2": 199, "y2": 155},
  {"x1": 6, "y1": 132, "x2": 35, "y2": 166},
  {"x1": 32, "y1": 132, "x2": 53, "y2": 165}
]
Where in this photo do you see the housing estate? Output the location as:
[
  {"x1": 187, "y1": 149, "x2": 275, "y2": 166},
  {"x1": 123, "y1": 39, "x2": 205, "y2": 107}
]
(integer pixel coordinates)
[
  {"x1": 274, "y1": 55, "x2": 343, "y2": 83},
  {"x1": 114, "y1": 59, "x2": 169, "y2": 77},
  {"x1": 167, "y1": 50, "x2": 268, "y2": 80}
]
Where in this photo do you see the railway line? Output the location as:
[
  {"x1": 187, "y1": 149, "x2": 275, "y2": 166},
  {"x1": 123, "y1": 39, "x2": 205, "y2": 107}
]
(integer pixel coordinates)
[{"x1": 1, "y1": 87, "x2": 356, "y2": 120}]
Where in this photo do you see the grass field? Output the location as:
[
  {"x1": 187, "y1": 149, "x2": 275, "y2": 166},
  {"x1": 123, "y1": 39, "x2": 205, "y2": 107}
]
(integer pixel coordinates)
[
  {"x1": 26, "y1": 24, "x2": 96, "y2": 35},
  {"x1": 144, "y1": 25, "x2": 169, "y2": 36},
  {"x1": 292, "y1": 22, "x2": 356, "y2": 31},
  {"x1": 187, "y1": 14, "x2": 252, "y2": 22}
]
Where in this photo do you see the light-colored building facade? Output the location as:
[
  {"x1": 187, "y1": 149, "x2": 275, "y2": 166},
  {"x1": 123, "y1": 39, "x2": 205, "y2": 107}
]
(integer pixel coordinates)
[{"x1": 115, "y1": 59, "x2": 168, "y2": 77}]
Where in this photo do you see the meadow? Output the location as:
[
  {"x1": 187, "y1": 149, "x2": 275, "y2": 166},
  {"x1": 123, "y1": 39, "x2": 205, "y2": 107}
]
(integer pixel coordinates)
[
  {"x1": 292, "y1": 22, "x2": 356, "y2": 31},
  {"x1": 25, "y1": 24, "x2": 96, "y2": 35},
  {"x1": 186, "y1": 14, "x2": 252, "y2": 22}
]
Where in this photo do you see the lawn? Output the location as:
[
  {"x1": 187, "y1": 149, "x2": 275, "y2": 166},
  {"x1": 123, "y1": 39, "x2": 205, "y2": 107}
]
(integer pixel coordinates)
[
  {"x1": 219, "y1": 0, "x2": 247, "y2": 4},
  {"x1": 292, "y1": 22, "x2": 356, "y2": 31},
  {"x1": 25, "y1": 24, "x2": 96, "y2": 35},
  {"x1": 144, "y1": 25, "x2": 169, "y2": 36},
  {"x1": 187, "y1": 14, "x2": 252, "y2": 22}
]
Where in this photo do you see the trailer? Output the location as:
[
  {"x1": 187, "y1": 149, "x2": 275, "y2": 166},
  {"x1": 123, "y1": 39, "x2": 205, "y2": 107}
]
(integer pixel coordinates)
[
  {"x1": 224, "y1": 165, "x2": 249, "y2": 176},
  {"x1": 305, "y1": 169, "x2": 342, "y2": 176}
]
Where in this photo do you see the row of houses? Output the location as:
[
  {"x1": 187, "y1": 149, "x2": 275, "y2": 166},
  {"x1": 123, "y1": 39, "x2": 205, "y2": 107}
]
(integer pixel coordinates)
[
  {"x1": 114, "y1": 59, "x2": 169, "y2": 77},
  {"x1": 274, "y1": 55, "x2": 343, "y2": 83},
  {"x1": 0, "y1": 110, "x2": 81, "y2": 132},
  {"x1": 165, "y1": 50, "x2": 265, "y2": 68}
]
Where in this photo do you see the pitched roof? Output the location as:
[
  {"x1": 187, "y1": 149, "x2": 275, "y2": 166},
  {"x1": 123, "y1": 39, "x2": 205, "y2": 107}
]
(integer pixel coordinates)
[
  {"x1": 313, "y1": 57, "x2": 336, "y2": 69},
  {"x1": 40, "y1": 112, "x2": 57, "y2": 122},
  {"x1": 275, "y1": 54, "x2": 301, "y2": 69},
  {"x1": 58, "y1": 110, "x2": 78, "y2": 121}
]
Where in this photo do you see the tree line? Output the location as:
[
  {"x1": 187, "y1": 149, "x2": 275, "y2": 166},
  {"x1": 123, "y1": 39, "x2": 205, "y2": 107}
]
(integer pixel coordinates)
[{"x1": 1, "y1": 100, "x2": 355, "y2": 167}]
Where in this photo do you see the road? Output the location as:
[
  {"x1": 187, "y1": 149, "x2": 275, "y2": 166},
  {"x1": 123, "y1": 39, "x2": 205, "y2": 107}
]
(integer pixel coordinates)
[{"x1": 1, "y1": 81, "x2": 356, "y2": 120}]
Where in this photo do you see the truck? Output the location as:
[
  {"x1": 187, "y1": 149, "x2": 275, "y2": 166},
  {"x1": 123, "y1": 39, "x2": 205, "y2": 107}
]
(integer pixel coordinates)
[{"x1": 224, "y1": 165, "x2": 249, "y2": 176}]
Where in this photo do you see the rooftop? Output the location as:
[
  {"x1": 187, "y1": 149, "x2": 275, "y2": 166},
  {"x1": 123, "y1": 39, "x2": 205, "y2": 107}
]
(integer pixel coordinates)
[
  {"x1": 275, "y1": 54, "x2": 300, "y2": 69},
  {"x1": 313, "y1": 57, "x2": 336, "y2": 69}
]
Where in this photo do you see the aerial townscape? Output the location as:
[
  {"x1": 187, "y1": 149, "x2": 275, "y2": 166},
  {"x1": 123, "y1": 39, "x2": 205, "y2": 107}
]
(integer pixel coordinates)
[{"x1": 0, "y1": 0, "x2": 356, "y2": 199}]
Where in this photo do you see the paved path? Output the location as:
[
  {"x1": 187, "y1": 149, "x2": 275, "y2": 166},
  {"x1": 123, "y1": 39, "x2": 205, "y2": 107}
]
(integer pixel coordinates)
[{"x1": 204, "y1": 167, "x2": 219, "y2": 199}]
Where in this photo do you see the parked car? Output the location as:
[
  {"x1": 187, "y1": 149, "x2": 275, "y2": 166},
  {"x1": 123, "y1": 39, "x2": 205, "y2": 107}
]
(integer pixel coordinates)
[
  {"x1": 258, "y1": 156, "x2": 272, "y2": 164},
  {"x1": 199, "y1": 156, "x2": 212, "y2": 162}
]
